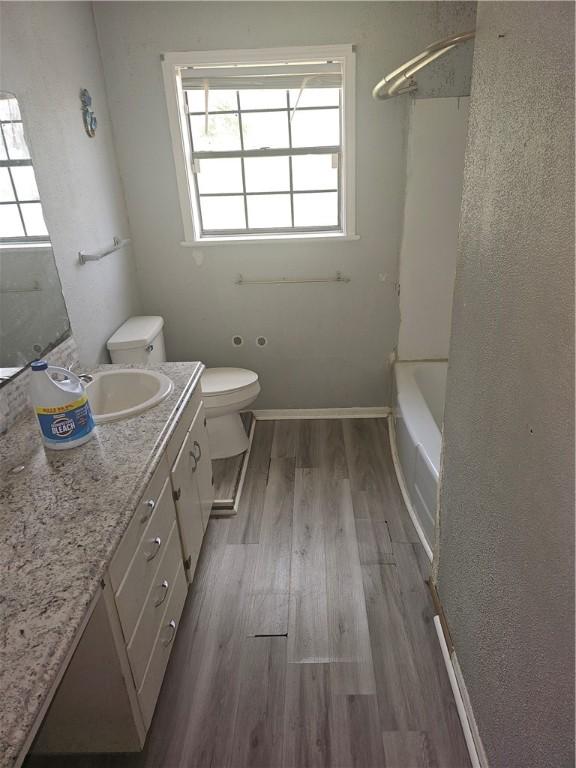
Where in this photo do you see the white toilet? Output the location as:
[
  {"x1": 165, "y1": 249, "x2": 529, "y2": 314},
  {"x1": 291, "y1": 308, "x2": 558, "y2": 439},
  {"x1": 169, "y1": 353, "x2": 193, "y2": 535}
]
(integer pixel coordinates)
[{"x1": 107, "y1": 316, "x2": 260, "y2": 459}]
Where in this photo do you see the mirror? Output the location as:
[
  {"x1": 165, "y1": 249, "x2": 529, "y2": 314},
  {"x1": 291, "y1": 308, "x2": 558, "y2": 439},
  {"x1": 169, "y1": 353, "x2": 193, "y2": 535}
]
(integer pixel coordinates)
[{"x1": 0, "y1": 91, "x2": 70, "y2": 385}]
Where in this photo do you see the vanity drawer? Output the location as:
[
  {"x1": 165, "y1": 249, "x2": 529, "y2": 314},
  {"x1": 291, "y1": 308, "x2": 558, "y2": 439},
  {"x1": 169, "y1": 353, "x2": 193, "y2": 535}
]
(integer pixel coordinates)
[
  {"x1": 127, "y1": 520, "x2": 181, "y2": 689},
  {"x1": 109, "y1": 454, "x2": 170, "y2": 593},
  {"x1": 138, "y1": 561, "x2": 187, "y2": 728},
  {"x1": 165, "y1": 387, "x2": 202, "y2": 466},
  {"x1": 115, "y1": 477, "x2": 176, "y2": 643}
]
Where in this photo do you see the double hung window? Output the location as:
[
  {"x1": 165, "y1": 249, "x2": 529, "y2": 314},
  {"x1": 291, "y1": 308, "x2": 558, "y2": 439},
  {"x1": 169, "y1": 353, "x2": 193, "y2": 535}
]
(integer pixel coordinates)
[
  {"x1": 0, "y1": 95, "x2": 48, "y2": 243},
  {"x1": 162, "y1": 46, "x2": 355, "y2": 243}
]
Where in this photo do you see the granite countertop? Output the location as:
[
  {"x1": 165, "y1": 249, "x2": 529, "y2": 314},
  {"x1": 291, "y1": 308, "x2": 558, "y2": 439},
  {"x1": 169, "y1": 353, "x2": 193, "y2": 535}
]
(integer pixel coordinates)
[{"x1": 0, "y1": 362, "x2": 204, "y2": 768}]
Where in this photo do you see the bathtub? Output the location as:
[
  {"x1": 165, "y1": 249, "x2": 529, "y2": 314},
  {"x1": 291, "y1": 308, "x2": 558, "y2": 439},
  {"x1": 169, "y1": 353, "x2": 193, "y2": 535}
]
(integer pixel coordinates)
[{"x1": 391, "y1": 361, "x2": 448, "y2": 558}]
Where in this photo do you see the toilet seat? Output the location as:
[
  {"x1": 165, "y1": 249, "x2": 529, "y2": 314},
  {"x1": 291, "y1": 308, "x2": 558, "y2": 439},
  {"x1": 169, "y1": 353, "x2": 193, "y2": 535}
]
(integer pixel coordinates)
[
  {"x1": 200, "y1": 368, "x2": 260, "y2": 458},
  {"x1": 201, "y1": 368, "x2": 260, "y2": 416},
  {"x1": 201, "y1": 367, "x2": 258, "y2": 397}
]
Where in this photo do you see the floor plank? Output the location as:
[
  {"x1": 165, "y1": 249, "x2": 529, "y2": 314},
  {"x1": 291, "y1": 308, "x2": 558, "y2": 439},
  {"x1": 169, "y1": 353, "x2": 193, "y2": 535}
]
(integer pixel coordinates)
[
  {"x1": 246, "y1": 420, "x2": 275, "y2": 474},
  {"x1": 288, "y1": 469, "x2": 330, "y2": 663},
  {"x1": 159, "y1": 543, "x2": 256, "y2": 768},
  {"x1": 271, "y1": 420, "x2": 300, "y2": 458},
  {"x1": 355, "y1": 515, "x2": 395, "y2": 564},
  {"x1": 248, "y1": 458, "x2": 295, "y2": 636},
  {"x1": 362, "y1": 563, "x2": 423, "y2": 731},
  {"x1": 283, "y1": 663, "x2": 333, "y2": 768},
  {"x1": 323, "y1": 477, "x2": 376, "y2": 695},
  {"x1": 344, "y1": 419, "x2": 419, "y2": 542},
  {"x1": 331, "y1": 694, "x2": 385, "y2": 768},
  {"x1": 230, "y1": 636, "x2": 287, "y2": 767},
  {"x1": 382, "y1": 731, "x2": 438, "y2": 768},
  {"x1": 296, "y1": 419, "x2": 348, "y2": 480}
]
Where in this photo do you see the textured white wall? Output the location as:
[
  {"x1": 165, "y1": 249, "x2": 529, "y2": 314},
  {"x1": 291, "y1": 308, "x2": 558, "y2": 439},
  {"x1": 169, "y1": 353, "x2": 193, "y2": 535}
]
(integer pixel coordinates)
[
  {"x1": 0, "y1": 2, "x2": 141, "y2": 366},
  {"x1": 94, "y1": 1, "x2": 475, "y2": 408},
  {"x1": 437, "y1": 4, "x2": 575, "y2": 766},
  {"x1": 398, "y1": 97, "x2": 469, "y2": 360}
]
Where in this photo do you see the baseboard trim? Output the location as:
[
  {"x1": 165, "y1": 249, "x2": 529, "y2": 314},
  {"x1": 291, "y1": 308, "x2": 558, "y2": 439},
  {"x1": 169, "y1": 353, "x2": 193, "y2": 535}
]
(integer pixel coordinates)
[
  {"x1": 252, "y1": 407, "x2": 391, "y2": 420},
  {"x1": 387, "y1": 414, "x2": 433, "y2": 562},
  {"x1": 434, "y1": 616, "x2": 487, "y2": 768}
]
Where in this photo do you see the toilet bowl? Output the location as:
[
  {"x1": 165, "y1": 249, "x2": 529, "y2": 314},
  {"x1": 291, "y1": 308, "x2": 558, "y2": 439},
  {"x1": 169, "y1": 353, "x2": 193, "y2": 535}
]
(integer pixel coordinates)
[
  {"x1": 106, "y1": 317, "x2": 260, "y2": 461},
  {"x1": 201, "y1": 368, "x2": 260, "y2": 459}
]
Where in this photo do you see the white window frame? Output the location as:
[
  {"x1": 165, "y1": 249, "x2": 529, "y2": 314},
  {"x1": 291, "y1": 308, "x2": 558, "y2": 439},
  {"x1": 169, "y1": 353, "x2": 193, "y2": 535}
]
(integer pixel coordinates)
[{"x1": 161, "y1": 45, "x2": 357, "y2": 246}]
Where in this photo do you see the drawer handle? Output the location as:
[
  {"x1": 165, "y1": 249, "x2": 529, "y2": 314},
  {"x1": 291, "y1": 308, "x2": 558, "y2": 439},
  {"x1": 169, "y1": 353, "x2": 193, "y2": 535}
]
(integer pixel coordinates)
[
  {"x1": 154, "y1": 579, "x2": 169, "y2": 607},
  {"x1": 162, "y1": 619, "x2": 177, "y2": 647},
  {"x1": 141, "y1": 498, "x2": 156, "y2": 523},
  {"x1": 145, "y1": 343, "x2": 154, "y2": 353},
  {"x1": 145, "y1": 536, "x2": 162, "y2": 561},
  {"x1": 192, "y1": 440, "x2": 202, "y2": 461},
  {"x1": 189, "y1": 451, "x2": 198, "y2": 472}
]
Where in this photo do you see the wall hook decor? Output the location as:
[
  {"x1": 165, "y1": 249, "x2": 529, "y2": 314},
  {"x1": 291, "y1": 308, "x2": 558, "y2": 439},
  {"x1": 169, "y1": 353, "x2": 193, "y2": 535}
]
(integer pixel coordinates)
[{"x1": 80, "y1": 88, "x2": 97, "y2": 137}]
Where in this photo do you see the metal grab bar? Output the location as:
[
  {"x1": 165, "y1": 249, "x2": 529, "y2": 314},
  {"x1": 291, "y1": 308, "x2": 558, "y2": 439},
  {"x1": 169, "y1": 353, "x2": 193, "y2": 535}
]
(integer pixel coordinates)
[
  {"x1": 78, "y1": 237, "x2": 131, "y2": 265},
  {"x1": 235, "y1": 271, "x2": 350, "y2": 285},
  {"x1": 372, "y1": 30, "x2": 475, "y2": 101}
]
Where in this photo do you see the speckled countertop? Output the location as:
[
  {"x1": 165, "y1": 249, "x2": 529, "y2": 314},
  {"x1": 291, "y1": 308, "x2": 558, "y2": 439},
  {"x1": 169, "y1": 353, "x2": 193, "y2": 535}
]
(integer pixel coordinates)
[{"x1": 0, "y1": 362, "x2": 204, "y2": 768}]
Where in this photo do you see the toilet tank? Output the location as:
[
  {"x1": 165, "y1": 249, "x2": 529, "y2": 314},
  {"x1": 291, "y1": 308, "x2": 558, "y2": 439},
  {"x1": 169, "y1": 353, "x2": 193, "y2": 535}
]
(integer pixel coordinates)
[{"x1": 106, "y1": 316, "x2": 166, "y2": 365}]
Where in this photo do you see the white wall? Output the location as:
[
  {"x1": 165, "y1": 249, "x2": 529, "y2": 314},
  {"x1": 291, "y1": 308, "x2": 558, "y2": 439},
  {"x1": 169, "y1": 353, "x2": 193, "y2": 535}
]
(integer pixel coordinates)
[
  {"x1": 437, "y1": 3, "x2": 574, "y2": 766},
  {"x1": 94, "y1": 1, "x2": 475, "y2": 408},
  {"x1": 0, "y1": 2, "x2": 141, "y2": 366},
  {"x1": 398, "y1": 97, "x2": 469, "y2": 361}
]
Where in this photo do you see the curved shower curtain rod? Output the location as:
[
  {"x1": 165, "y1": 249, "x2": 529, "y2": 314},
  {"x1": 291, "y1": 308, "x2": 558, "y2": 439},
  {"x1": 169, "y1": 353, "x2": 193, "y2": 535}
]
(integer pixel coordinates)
[{"x1": 372, "y1": 30, "x2": 475, "y2": 101}]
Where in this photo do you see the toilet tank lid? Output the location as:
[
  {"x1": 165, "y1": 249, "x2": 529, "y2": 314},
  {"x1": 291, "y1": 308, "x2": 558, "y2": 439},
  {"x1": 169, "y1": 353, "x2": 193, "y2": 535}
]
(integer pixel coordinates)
[{"x1": 107, "y1": 316, "x2": 164, "y2": 351}]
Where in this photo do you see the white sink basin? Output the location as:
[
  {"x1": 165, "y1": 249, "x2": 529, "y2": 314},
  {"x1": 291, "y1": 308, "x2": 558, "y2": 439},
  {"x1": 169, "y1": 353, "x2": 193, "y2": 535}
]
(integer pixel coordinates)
[{"x1": 86, "y1": 369, "x2": 174, "y2": 423}]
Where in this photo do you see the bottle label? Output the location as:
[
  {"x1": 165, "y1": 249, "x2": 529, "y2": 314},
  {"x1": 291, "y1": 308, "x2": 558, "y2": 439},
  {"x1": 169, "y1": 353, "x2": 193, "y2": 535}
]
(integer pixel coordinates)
[{"x1": 35, "y1": 395, "x2": 95, "y2": 444}]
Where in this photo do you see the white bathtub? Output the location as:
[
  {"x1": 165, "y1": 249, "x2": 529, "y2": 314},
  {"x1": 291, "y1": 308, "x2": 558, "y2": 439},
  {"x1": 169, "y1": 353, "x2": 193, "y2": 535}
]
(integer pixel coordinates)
[{"x1": 391, "y1": 361, "x2": 448, "y2": 557}]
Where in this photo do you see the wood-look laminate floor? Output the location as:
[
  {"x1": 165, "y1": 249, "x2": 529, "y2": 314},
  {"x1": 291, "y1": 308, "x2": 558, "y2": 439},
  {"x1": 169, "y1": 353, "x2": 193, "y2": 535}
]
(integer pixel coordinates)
[{"x1": 28, "y1": 419, "x2": 471, "y2": 768}]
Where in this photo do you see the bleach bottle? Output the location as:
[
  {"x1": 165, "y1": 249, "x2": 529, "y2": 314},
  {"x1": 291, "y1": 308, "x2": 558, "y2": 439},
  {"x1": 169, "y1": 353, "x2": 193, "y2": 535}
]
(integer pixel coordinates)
[{"x1": 30, "y1": 360, "x2": 95, "y2": 450}]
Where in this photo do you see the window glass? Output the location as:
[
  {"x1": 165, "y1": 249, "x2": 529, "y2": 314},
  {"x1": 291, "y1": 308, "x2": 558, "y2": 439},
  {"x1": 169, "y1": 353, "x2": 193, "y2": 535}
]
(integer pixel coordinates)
[
  {"x1": 200, "y1": 195, "x2": 246, "y2": 230},
  {"x1": 186, "y1": 89, "x2": 237, "y2": 113},
  {"x1": 247, "y1": 194, "x2": 291, "y2": 228},
  {"x1": 290, "y1": 108, "x2": 340, "y2": 148},
  {"x1": 241, "y1": 111, "x2": 289, "y2": 150},
  {"x1": 190, "y1": 114, "x2": 241, "y2": 152},
  {"x1": 11, "y1": 166, "x2": 40, "y2": 200},
  {"x1": 196, "y1": 158, "x2": 243, "y2": 194},
  {"x1": 20, "y1": 202, "x2": 48, "y2": 236},
  {"x1": 0, "y1": 168, "x2": 15, "y2": 202},
  {"x1": 0, "y1": 97, "x2": 21, "y2": 121},
  {"x1": 293, "y1": 192, "x2": 338, "y2": 227},
  {"x1": 244, "y1": 156, "x2": 290, "y2": 192},
  {"x1": 0, "y1": 204, "x2": 24, "y2": 237},
  {"x1": 2, "y1": 123, "x2": 30, "y2": 160},
  {"x1": 292, "y1": 154, "x2": 338, "y2": 191}
]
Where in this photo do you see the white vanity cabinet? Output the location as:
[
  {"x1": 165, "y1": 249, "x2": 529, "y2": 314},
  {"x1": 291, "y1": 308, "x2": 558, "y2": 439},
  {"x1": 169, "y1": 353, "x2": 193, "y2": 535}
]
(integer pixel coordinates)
[{"x1": 32, "y1": 382, "x2": 214, "y2": 755}]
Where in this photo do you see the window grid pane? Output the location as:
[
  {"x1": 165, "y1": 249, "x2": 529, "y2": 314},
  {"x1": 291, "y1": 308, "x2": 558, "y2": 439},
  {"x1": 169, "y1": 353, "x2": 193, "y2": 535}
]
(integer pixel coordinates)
[
  {"x1": 0, "y1": 112, "x2": 50, "y2": 240},
  {"x1": 187, "y1": 87, "x2": 342, "y2": 235}
]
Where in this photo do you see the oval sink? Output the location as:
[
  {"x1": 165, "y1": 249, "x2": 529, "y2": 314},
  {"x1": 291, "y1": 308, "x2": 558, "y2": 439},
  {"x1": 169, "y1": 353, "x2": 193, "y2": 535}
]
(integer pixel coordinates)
[{"x1": 86, "y1": 369, "x2": 174, "y2": 423}]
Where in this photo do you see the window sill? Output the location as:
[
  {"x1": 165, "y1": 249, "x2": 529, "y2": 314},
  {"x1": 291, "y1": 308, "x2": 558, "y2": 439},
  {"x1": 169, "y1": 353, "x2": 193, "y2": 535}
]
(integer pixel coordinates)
[{"x1": 180, "y1": 233, "x2": 360, "y2": 247}]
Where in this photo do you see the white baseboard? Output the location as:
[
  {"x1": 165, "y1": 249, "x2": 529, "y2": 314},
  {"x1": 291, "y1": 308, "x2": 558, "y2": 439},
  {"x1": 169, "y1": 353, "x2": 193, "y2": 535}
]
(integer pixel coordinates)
[
  {"x1": 387, "y1": 414, "x2": 433, "y2": 562},
  {"x1": 252, "y1": 407, "x2": 391, "y2": 420},
  {"x1": 434, "y1": 616, "x2": 487, "y2": 768},
  {"x1": 452, "y1": 651, "x2": 490, "y2": 768}
]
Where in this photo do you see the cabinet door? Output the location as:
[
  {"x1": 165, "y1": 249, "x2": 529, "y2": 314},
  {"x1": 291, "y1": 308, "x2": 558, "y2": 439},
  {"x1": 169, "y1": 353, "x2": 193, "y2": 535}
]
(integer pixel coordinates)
[
  {"x1": 189, "y1": 404, "x2": 214, "y2": 530},
  {"x1": 170, "y1": 428, "x2": 204, "y2": 582}
]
